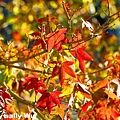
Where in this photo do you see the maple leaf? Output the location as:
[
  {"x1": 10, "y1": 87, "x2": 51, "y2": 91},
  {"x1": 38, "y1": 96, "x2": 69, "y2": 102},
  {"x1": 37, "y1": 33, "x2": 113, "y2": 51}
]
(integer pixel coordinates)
[
  {"x1": 23, "y1": 75, "x2": 46, "y2": 94},
  {"x1": 63, "y1": 61, "x2": 76, "y2": 78},
  {"x1": 37, "y1": 90, "x2": 61, "y2": 113},
  {"x1": 37, "y1": 17, "x2": 48, "y2": 23},
  {"x1": 51, "y1": 61, "x2": 76, "y2": 85},
  {"x1": 70, "y1": 47, "x2": 93, "y2": 72},
  {"x1": 29, "y1": 31, "x2": 46, "y2": 49},
  {"x1": 46, "y1": 28, "x2": 67, "y2": 52},
  {"x1": 60, "y1": 61, "x2": 76, "y2": 85},
  {"x1": 69, "y1": 31, "x2": 82, "y2": 49}
]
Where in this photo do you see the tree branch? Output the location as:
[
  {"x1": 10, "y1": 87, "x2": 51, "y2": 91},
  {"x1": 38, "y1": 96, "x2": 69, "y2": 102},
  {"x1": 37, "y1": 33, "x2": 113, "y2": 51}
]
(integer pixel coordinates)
[
  {"x1": 2, "y1": 49, "x2": 47, "y2": 64},
  {"x1": 7, "y1": 87, "x2": 47, "y2": 120}
]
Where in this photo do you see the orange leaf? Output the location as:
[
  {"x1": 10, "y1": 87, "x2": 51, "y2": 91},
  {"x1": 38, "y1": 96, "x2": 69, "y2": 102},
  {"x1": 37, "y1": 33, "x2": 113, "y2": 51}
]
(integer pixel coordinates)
[
  {"x1": 57, "y1": 104, "x2": 66, "y2": 119},
  {"x1": 47, "y1": 28, "x2": 67, "y2": 51},
  {"x1": 63, "y1": 65, "x2": 76, "y2": 78},
  {"x1": 47, "y1": 32, "x2": 55, "y2": 51},
  {"x1": 92, "y1": 80, "x2": 108, "y2": 92},
  {"x1": 12, "y1": 31, "x2": 22, "y2": 42},
  {"x1": 104, "y1": 90, "x2": 118, "y2": 99},
  {"x1": 63, "y1": 61, "x2": 76, "y2": 78}
]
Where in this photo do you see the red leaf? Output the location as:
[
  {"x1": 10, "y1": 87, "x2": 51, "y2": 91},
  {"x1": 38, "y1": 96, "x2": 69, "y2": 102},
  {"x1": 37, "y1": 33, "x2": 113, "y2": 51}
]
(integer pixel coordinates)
[
  {"x1": 24, "y1": 75, "x2": 46, "y2": 94},
  {"x1": 54, "y1": 42, "x2": 62, "y2": 53},
  {"x1": 47, "y1": 28, "x2": 67, "y2": 51},
  {"x1": 58, "y1": 61, "x2": 76, "y2": 85},
  {"x1": 30, "y1": 31, "x2": 39, "y2": 36},
  {"x1": 116, "y1": 55, "x2": 120, "y2": 60},
  {"x1": 32, "y1": 39, "x2": 46, "y2": 49},
  {"x1": 59, "y1": 65, "x2": 65, "y2": 85},
  {"x1": 47, "y1": 32, "x2": 55, "y2": 51},
  {"x1": 0, "y1": 87, "x2": 12, "y2": 109},
  {"x1": 77, "y1": 47, "x2": 93, "y2": 60},
  {"x1": 63, "y1": 61, "x2": 74, "y2": 66},
  {"x1": 37, "y1": 17, "x2": 48, "y2": 23},
  {"x1": 81, "y1": 100, "x2": 92, "y2": 113},
  {"x1": 70, "y1": 47, "x2": 93, "y2": 72},
  {"x1": 2, "y1": 91, "x2": 12, "y2": 101},
  {"x1": 51, "y1": 91, "x2": 61, "y2": 107},
  {"x1": 76, "y1": 52, "x2": 85, "y2": 73},
  {"x1": 55, "y1": 33, "x2": 64, "y2": 44},
  {"x1": 37, "y1": 90, "x2": 49, "y2": 108},
  {"x1": 70, "y1": 50, "x2": 76, "y2": 56},
  {"x1": 63, "y1": 61, "x2": 76, "y2": 78},
  {"x1": 37, "y1": 90, "x2": 61, "y2": 113},
  {"x1": 47, "y1": 96, "x2": 55, "y2": 113},
  {"x1": 111, "y1": 110, "x2": 120, "y2": 117},
  {"x1": 51, "y1": 65, "x2": 60, "y2": 78},
  {"x1": 68, "y1": 31, "x2": 82, "y2": 49}
]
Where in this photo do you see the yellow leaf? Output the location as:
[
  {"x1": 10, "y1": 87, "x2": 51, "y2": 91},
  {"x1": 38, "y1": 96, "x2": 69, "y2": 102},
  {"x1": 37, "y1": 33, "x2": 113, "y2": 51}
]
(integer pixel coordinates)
[
  {"x1": 57, "y1": 104, "x2": 66, "y2": 119},
  {"x1": 104, "y1": 90, "x2": 118, "y2": 99},
  {"x1": 59, "y1": 83, "x2": 75, "y2": 97},
  {"x1": 51, "y1": 104, "x2": 67, "y2": 119},
  {"x1": 75, "y1": 103, "x2": 80, "y2": 109},
  {"x1": 76, "y1": 91, "x2": 84, "y2": 100}
]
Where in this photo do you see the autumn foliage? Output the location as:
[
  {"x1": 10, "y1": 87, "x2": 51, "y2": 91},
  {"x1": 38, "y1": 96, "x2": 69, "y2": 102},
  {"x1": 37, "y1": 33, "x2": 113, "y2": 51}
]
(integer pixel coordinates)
[{"x1": 0, "y1": 1, "x2": 120, "y2": 120}]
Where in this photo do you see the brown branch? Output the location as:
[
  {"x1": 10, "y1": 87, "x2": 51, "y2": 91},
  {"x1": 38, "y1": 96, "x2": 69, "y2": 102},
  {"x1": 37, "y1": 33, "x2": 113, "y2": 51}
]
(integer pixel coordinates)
[
  {"x1": 7, "y1": 87, "x2": 47, "y2": 120},
  {"x1": 79, "y1": 62, "x2": 115, "y2": 76},
  {"x1": 1, "y1": 49, "x2": 47, "y2": 64},
  {"x1": 62, "y1": 1, "x2": 72, "y2": 29},
  {"x1": 5, "y1": 64, "x2": 48, "y2": 74},
  {"x1": 62, "y1": 1, "x2": 70, "y2": 20}
]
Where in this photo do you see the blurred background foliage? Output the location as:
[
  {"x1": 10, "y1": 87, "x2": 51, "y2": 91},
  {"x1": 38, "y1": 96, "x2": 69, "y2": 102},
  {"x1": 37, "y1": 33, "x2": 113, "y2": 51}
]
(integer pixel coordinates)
[
  {"x1": 0, "y1": 0, "x2": 120, "y2": 76},
  {"x1": 0, "y1": 1, "x2": 120, "y2": 119}
]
